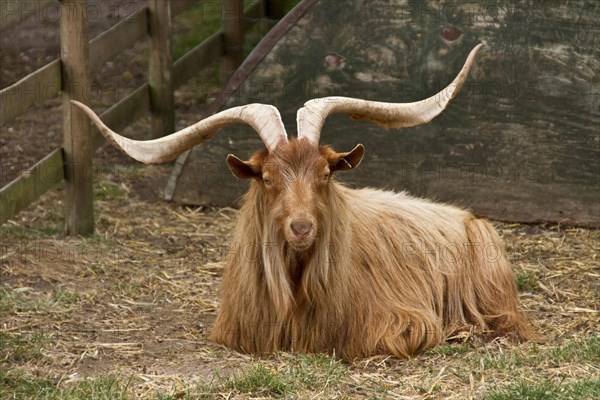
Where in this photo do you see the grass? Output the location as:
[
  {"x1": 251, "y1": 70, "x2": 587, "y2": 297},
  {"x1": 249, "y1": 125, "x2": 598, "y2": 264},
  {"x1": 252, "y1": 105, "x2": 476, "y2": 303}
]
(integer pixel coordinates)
[
  {"x1": 56, "y1": 376, "x2": 132, "y2": 400},
  {"x1": 157, "y1": 354, "x2": 354, "y2": 399},
  {"x1": 0, "y1": 370, "x2": 133, "y2": 400},
  {"x1": 51, "y1": 288, "x2": 83, "y2": 305},
  {"x1": 95, "y1": 181, "x2": 126, "y2": 201},
  {"x1": 427, "y1": 341, "x2": 474, "y2": 357},
  {"x1": 0, "y1": 284, "x2": 129, "y2": 399},
  {"x1": 486, "y1": 378, "x2": 600, "y2": 400},
  {"x1": 1, "y1": 345, "x2": 597, "y2": 399},
  {"x1": 0, "y1": 285, "x2": 50, "y2": 314},
  {"x1": 477, "y1": 336, "x2": 599, "y2": 371},
  {"x1": 515, "y1": 270, "x2": 539, "y2": 292},
  {"x1": 0, "y1": 220, "x2": 63, "y2": 241},
  {"x1": 0, "y1": 369, "x2": 58, "y2": 400},
  {"x1": 0, "y1": 331, "x2": 52, "y2": 363},
  {"x1": 0, "y1": 285, "x2": 23, "y2": 313}
]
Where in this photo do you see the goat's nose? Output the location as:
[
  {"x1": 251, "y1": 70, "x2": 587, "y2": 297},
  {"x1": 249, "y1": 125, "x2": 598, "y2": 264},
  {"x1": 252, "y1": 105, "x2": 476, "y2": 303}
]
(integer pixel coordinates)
[{"x1": 291, "y1": 219, "x2": 313, "y2": 237}]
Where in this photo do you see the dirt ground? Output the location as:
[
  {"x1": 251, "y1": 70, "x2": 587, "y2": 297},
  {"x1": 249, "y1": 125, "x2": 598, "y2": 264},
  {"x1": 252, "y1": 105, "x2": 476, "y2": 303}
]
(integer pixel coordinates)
[{"x1": 1, "y1": 2, "x2": 599, "y2": 399}]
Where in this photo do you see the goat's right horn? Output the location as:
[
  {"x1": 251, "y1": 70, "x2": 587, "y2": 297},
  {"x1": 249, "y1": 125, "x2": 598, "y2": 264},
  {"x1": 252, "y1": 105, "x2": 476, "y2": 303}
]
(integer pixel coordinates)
[
  {"x1": 71, "y1": 102, "x2": 288, "y2": 163},
  {"x1": 297, "y1": 43, "x2": 483, "y2": 145}
]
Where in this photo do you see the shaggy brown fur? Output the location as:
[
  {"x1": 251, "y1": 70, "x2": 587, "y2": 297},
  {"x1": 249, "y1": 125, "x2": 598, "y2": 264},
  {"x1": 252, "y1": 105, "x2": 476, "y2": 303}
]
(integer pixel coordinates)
[{"x1": 210, "y1": 139, "x2": 532, "y2": 359}]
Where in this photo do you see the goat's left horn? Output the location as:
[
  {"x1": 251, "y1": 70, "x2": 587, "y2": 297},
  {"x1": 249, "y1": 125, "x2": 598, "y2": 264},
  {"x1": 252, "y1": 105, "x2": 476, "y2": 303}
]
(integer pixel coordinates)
[
  {"x1": 71, "y1": 102, "x2": 288, "y2": 163},
  {"x1": 297, "y1": 43, "x2": 483, "y2": 144}
]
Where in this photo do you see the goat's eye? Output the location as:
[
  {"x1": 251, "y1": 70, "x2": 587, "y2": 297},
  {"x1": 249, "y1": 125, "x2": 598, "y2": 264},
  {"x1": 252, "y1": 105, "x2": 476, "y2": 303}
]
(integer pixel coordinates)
[
  {"x1": 323, "y1": 173, "x2": 330, "y2": 182},
  {"x1": 263, "y1": 177, "x2": 272, "y2": 186}
]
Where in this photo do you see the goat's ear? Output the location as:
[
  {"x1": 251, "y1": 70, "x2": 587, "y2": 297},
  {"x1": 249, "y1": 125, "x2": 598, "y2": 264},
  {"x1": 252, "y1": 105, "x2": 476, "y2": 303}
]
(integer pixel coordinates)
[
  {"x1": 226, "y1": 154, "x2": 261, "y2": 179},
  {"x1": 328, "y1": 144, "x2": 365, "y2": 172}
]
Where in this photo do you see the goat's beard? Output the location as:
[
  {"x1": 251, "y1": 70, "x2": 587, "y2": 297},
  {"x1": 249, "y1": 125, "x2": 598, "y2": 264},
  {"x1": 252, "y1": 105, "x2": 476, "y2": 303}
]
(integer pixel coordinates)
[{"x1": 261, "y1": 207, "x2": 333, "y2": 319}]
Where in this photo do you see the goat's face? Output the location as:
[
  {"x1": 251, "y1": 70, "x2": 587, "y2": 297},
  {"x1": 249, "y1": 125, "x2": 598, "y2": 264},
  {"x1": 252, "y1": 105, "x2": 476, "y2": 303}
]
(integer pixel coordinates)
[{"x1": 227, "y1": 138, "x2": 365, "y2": 252}]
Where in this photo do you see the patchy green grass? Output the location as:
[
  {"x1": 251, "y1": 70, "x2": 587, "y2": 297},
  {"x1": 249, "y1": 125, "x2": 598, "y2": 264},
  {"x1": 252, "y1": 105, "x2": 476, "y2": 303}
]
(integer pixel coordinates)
[
  {"x1": 51, "y1": 288, "x2": 83, "y2": 305},
  {"x1": 478, "y1": 336, "x2": 599, "y2": 371},
  {"x1": 426, "y1": 341, "x2": 474, "y2": 357},
  {"x1": 0, "y1": 285, "x2": 50, "y2": 314},
  {"x1": 0, "y1": 284, "x2": 23, "y2": 312},
  {"x1": 0, "y1": 369, "x2": 58, "y2": 400},
  {"x1": 115, "y1": 279, "x2": 145, "y2": 298},
  {"x1": 0, "y1": 370, "x2": 133, "y2": 400},
  {"x1": 0, "y1": 331, "x2": 52, "y2": 363},
  {"x1": 0, "y1": 285, "x2": 129, "y2": 399},
  {"x1": 57, "y1": 376, "x2": 132, "y2": 400},
  {"x1": 157, "y1": 354, "x2": 359, "y2": 399},
  {"x1": 1, "y1": 342, "x2": 596, "y2": 399},
  {"x1": 486, "y1": 378, "x2": 600, "y2": 400},
  {"x1": 95, "y1": 181, "x2": 126, "y2": 201},
  {"x1": 515, "y1": 270, "x2": 539, "y2": 292},
  {"x1": 0, "y1": 222, "x2": 63, "y2": 241}
]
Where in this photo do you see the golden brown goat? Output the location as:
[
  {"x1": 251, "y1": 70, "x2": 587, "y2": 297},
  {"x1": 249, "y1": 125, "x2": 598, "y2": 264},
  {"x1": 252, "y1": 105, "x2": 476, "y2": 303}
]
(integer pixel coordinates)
[{"x1": 74, "y1": 44, "x2": 532, "y2": 359}]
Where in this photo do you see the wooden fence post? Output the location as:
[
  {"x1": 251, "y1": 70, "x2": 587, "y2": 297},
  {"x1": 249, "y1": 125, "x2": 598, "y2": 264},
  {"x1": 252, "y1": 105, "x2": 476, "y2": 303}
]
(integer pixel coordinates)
[
  {"x1": 60, "y1": 0, "x2": 94, "y2": 236},
  {"x1": 221, "y1": 0, "x2": 244, "y2": 83},
  {"x1": 148, "y1": 0, "x2": 174, "y2": 137}
]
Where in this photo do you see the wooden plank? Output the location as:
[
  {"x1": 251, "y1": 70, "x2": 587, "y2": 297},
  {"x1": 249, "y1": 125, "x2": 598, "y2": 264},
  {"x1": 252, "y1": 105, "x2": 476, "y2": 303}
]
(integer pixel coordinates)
[
  {"x1": 0, "y1": 60, "x2": 61, "y2": 126},
  {"x1": 173, "y1": 32, "x2": 222, "y2": 88},
  {"x1": 148, "y1": 0, "x2": 175, "y2": 138},
  {"x1": 0, "y1": 0, "x2": 56, "y2": 32},
  {"x1": 221, "y1": 0, "x2": 244, "y2": 82},
  {"x1": 61, "y1": 0, "x2": 94, "y2": 235},
  {"x1": 89, "y1": 8, "x2": 148, "y2": 72},
  {"x1": 0, "y1": 149, "x2": 64, "y2": 224},
  {"x1": 91, "y1": 83, "x2": 151, "y2": 150}
]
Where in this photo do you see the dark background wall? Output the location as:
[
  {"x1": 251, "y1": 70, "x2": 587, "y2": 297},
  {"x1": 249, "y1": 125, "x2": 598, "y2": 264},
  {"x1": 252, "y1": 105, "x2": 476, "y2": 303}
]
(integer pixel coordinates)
[{"x1": 170, "y1": 0, "x2": 599, "y2": 226}]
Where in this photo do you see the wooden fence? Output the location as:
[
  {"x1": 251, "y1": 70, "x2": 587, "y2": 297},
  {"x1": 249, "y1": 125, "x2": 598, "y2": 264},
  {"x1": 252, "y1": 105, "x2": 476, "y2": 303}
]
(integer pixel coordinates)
[{"x1": 0, "y1": 0, "x2": 285, "y2": 234}]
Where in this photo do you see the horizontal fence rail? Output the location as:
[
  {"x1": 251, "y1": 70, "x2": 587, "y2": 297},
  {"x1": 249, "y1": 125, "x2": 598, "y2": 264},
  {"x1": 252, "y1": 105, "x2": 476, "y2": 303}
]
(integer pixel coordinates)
[
  {"x1": 0, "y1": 149, "x2": 64, "y2": 224},
  {"x1": 0, "y1": 59, "x2": 61, "y2": 126}
]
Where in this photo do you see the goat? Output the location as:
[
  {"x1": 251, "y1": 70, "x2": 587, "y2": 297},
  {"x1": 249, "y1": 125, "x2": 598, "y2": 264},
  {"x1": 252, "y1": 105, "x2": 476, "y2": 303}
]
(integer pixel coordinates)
[{"x1": 74, "y1": 44, "x2": 532, "y2": 359}]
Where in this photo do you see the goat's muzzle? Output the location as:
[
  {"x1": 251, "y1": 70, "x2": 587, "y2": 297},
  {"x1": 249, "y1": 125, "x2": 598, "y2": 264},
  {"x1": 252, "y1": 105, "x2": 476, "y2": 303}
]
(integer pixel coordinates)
[
  {"x1": 291, "y1": 219, "x2": 313, "y2": 237},
  {"x1": 287, "y1": 217, "x2": 316, "y2": 251}
]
